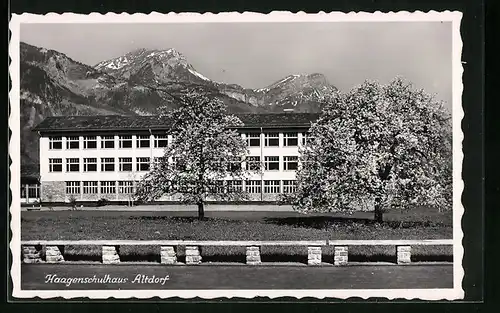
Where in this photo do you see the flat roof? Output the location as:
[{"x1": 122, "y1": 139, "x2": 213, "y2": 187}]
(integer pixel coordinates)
[{"x1": 32, "y1": 113, "x2": 321, "y2": 133}]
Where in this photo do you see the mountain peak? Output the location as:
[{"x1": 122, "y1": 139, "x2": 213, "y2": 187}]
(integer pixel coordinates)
[
  {"x1": 125, "y1": 48, "x2": 148, "y2": 57},
  {"x1": 94, "y1": 47, "x2": 191, "y2": 72},
  {"x1": 263, "y1": 73, "x2": 330, "y2": 90}
]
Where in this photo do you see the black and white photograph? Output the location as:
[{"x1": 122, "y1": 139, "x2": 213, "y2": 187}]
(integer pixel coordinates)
[{"x1": 9, "y1": 12, "x2": 464, "y2": 300}]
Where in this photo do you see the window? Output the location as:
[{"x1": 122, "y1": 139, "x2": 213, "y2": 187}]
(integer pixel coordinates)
[
  {"x1": 83, "y1": 181, "x2": 98, "y2": 194},
  {"x1": 137, "y1": 135, "x2": 151, "y2": 148},
  {"x1": 119, "y1": 157, "x2": 132, "y2": 171},
  {"x1": 264, "y1": 180, "x2": 281, "y2": 194},
  {"x1": 118, "y1": 181, "x2": 134, "y2": 194},
  {"x1": 264, "y1": 156, "x2": 280, "y2": 171},
  {"x1": 152, "y1": 156, "x2": 167, "y2": 169},
  {"x1": 154, "y1": 134, "x2": 169, "y2": 148},
  {"x1": 65, "y1": 181, "x2": 80, "y2": 195},
  {"x1": 283, "y1": 156, "x2": 299, "y2": 171},
  {"x1": 208, "y1": 180, "x2": 225, "y2": 194},
  {"x1": 136, "y1": 157, "x2": 150, "y2": 171},
  {"x1": 227, "y1": 180, "x2": 243, "y2": 193},
  {"x1": 66, "y1": 136, "x2": 79, "y2": 149},
  {"x1": 83, "y1": 136, "x2": 97, "y2": 149},
  {"x1": 101, "y1": 158, "x2": 115, "y2": 172},
  {"x1": 49, "y1": 158, "x2": 63, "y2": 172},
  {"x1": 246, "y1": 180, "x2": 262, "y2": 194},
  {"x1": 49, "y1": 137, "x2": 62, "y2": 150},
  {"x1": 283, "y1": 132, "x2": 298, "y2": 146},
  {"x1": 245, "y1": 133, "x2": 261, "y2": 147},
  {"x1": 283, "y1": 180, "x2": 297, "y2": 193},
  {"x1": 83, "y1": 158, "x2": 97, "y2": 172},
  {"x1": 302, "y1": 132, "x2": 315, "y2": 146},
  {"x1": 245, "y1": 156, "x2": 261, "y2": 171},
  {"x1": 66, "y1": 158, "x2": 80, "y2": 172},
  {"x1": 100, "y1": 181, "x2": 116, "y2": 194},
  {"x1": 264, "y1": 133, "x2": 279, "y2": 147},
  {"x1": 227, "y1": 157, "x2": 242, "y2": 172},
  {"x1": 101, "y1": 135, "x2": 115, "y2": 149},
  {"x1": 119, "y1": 135, "x2": 133, "y2": 148},
  {"x1": 28, "y1": 185, "x2": 39, "y2": 198}
]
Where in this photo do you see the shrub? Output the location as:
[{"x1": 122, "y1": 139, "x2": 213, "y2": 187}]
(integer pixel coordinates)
[
  {"x1": 96, "y1": 198, "x2": 109, "y2": 207},
  {"x1": 68, "y1": 195, "x2": 77, "y2": 209}
]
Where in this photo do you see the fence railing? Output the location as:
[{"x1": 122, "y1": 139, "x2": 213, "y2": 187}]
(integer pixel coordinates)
[{"x1": 21, "y1": 239, "x2": 453, "y2": 266}]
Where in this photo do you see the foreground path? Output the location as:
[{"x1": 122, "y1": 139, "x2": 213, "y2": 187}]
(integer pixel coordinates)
[{"x1": 21, "y1": 263, "x2": 453, "y2": 290}]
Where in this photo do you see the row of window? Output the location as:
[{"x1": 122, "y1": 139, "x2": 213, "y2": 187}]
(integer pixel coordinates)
[
  {"x1": 66, "y1": 181, "x2": 135, "y2": 195},
  {"x1": 50, "y1": 157, "x2": 151, "y2": 172},
  {"x1": 48, "y1": 133, "x2": 313, "y2": 150},
  {"x1": 245, "y1": 132, "x2": 308, "y2": 147},
  {"x1": 48, "y1": 156, "x2": 299, "y2": 173},
  {"x1": 64, "y1": 180, "x2": 297, "y2": 195},
  {"x1": 49, "y1": 135, "x2": 169, "y2": 150}
]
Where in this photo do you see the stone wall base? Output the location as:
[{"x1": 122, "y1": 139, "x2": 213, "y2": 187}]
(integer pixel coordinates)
[
  {"x1": 45, "y1": 245, "x2": 65, "y2": 263},
  {"x1": 307, "y1": 246, "x2": 322, "y2": 265},
  {"x1": 22, "y1": 245, "x2": 42, "y2": 263},
  {"x1": 102, "y1": 245, "x2": 120, "y2": 264},
  {"x1": 334, "y1": 246, "x2": 348, "y2": 266},
  {"x1": 185, "y1": 246, "x2": 202, "y2": 265},
  {"x1": 397, "y1": 245, "x2": 412, "y2": 264},
  {"x1": 160, "y1": 246, "x2": 177, "y2": 264},
  {"x1": 246, "y1": 246, "x2": 261, "y2": 265},
  {"x1": 40, "y1": 181, "x2": 66, "y2": 203}
]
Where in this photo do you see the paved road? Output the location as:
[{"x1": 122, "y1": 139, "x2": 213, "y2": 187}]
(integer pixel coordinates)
[{"x1": 21, "y1": 263, "x2": 453, "y2": 290}]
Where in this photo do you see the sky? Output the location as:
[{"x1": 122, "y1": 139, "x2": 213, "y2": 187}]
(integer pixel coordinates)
[{"x1": 21, "y1": 22, "x2": 453, "y2": 108}]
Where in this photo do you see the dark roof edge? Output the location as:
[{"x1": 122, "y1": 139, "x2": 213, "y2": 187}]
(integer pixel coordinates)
[
  {"x1": 33, "y1": 124, "x2": 314, "y2": 133},
  {"x1": 31, "y1": 113, "x2": 320, "y2": 132}
]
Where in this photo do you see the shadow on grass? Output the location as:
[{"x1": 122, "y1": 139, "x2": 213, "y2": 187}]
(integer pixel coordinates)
[
  {"x1": 64, "y1": 253, "x2": 101, "y2": 262},
  {"x1": 128, "y1": 216, "x2": 214, "y2": 222},
  {"x1": 261, "y1": 254, "x2": 308, "y2": 264},
  {"x1": 345, "y1": 254, "x2": 398, "y2": 263},
  {"x1": 412, "y1": 254, "x2": 453, "y2": 262},
  {"x1": 202, "y1": 254, "x2": 246, "y2": 263},
  {"x1": 263, "y1": 216, "x2": 447, "y2": 230},
  {"x1": 120, "y1": 253, "x2": 161, "y2": 263}
]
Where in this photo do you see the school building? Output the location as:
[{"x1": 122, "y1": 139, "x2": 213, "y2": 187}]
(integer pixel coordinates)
[{"x1": 29, "y1": 113, "x2": 320, "y2": 203}]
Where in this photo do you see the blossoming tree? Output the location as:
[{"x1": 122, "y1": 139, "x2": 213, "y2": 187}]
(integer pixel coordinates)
[
  {"x1": 135, "y1": 89, "x2": 251, "y2": 219},
  {"x1": 289, "y1": 78, "x2": 452, "y2": 222}
]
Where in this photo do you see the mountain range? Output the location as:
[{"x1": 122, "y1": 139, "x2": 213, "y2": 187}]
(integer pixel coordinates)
[{"x1": 18, "y1": 42, "x2": 338, "y2": 171}]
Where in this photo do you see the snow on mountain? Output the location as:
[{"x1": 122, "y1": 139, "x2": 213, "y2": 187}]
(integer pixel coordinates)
[
  {"x1": 218, "y1": 72, "x2": 338, "y2": 109},
  {"x1": 266, "y1": 74, "x2": 301, "y2": 89},
  {"x1": 94, "y1": 47, "x2": 338, "y2": 110},
  {"x1": 94, "y1": 47, "x2": 218, "y2": 88},
  {"x1": 188, "y1": 68, "x2": 211, "y2": 81}
]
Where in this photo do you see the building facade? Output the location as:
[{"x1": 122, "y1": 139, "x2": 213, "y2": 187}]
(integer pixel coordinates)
[{"x1": 32, "y1": 113, "x2": 320, "y2": 203}]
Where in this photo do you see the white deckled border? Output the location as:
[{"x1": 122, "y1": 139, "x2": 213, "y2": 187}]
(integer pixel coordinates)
[{"x1": 9, "y1": 10, "x2": 464, "y2": 300}]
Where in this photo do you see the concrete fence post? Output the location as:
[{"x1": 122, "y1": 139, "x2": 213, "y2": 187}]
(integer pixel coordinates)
[
  {"x1": 396, "y1": 245, "x2": 412, "y2": 264},
  {"x1": 334, "y1": 246, "x2": 348, "y2": 266},
  {"x1": 45, "y1": 245, "x2": 65, "y2": 263},
  {"x1": 246, "y1": 246, "x2": 261, "y2": 265},
  {"x1": 307, "y1": 246, "x2": 322, "y2": 265},
  {"x1": 22, "y1": 245, "x2": 42, "y2": 263},
  {"x1": 185, "y1": 246, "x2": 202, "y2": 265},
  {"x1": 102, "y1": 245, "x2": 120, "y2": 264},
  {"x1": 160, "y1": 246, "x2": 177, "y2": 264}
]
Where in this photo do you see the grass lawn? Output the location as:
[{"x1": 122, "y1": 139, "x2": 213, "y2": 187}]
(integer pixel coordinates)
[{"x1": 21, "y1": 206, "x2": 453, "y2": 263}]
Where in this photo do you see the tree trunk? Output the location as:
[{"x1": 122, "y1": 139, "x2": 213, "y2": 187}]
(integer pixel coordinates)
[
  {"x1": 374, "y1": 197, "x2": 383, "y2": 223},
  {"x1": 197, "y1": 201, "x2": 205, "y2": 220}
]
